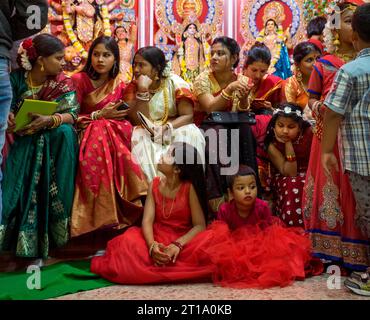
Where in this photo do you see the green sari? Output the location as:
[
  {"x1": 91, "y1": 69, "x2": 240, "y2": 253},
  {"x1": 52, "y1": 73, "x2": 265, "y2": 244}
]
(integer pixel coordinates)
[{"x1": 0, "y1": 70, "x2": 79, "y2": 258}]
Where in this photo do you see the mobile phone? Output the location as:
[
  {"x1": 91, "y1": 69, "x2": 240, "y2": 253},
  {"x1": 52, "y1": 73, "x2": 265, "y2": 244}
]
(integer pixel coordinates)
[{"x1": 117, "y1": 101, "x2": 130, "y2": 111}]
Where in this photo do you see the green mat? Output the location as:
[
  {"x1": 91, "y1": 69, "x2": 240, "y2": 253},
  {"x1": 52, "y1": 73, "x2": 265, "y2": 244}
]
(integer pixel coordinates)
[{"x1": 0, "y1": 260, "x2": 113, "y2": 300}]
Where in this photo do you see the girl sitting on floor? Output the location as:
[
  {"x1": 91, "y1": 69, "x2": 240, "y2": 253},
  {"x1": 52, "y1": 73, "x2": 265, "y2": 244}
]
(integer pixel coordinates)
[
  {"x1": 206, "y1": 165, "x2": 323, "y2": 289},
  {"x1": 91, "y1": 142, "x2": 217, "y2": 284}
]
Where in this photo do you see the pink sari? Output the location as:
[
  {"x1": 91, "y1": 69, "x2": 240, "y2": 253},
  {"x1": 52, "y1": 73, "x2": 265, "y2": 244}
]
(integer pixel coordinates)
[{"x1": 71, "y1": 72, "x2": 148, "y2": 237}]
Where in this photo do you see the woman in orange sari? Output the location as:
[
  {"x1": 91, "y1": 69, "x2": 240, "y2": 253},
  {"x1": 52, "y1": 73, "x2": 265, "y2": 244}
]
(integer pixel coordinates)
[
  {"x1": 71, "y1": 36, "x2": 148, "y2": 238},
  {"x1": 282, "y1": 42, "x2": 321, "y2": 111}
]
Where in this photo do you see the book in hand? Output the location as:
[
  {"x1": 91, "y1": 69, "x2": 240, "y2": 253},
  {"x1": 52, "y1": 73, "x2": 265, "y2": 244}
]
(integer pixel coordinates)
[
  {"x1": 137, "y1": 111, "x2": 156, "y2": 135},
  {"x1": 14, "y1": 99, "x2": 58, "y2": 132}
]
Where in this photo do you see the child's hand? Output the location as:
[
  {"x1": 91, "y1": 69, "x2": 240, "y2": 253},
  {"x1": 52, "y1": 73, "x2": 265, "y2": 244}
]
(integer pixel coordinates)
[
  {"x1": 151, "y1": 242, "x2": 170, "y2": 266},
  {"x1": 164, "y1": 244, "x2": 181, "y2": 263},
  {"x1": 273, "y1": 129, "x2": 291, "y2": 143}
]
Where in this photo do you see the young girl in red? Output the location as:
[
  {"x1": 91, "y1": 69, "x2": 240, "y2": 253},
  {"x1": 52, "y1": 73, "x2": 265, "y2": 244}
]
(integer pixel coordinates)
[
  {"x1": 91, "y1": 142, "x2": 217, "y2": 284},
  {"x1": 206, "y1": 165, "x2": 322, "y2": 288}
]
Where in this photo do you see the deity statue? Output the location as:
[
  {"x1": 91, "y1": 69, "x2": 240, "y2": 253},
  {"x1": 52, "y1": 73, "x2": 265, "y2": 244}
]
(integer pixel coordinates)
[
  {"x1": 254, "y1": 2, "x2": 293, "y2": 79},
  {"x1": 114, "y1": 23, "x2": 137, "y2": 83},
  {"x1": 170, "y1": 0, "x2": 211, "y2": 83}
]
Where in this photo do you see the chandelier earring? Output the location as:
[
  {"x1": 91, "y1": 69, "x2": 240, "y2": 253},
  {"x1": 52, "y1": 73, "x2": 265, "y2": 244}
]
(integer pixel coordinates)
[
  {"x1": 295, "y1": 66, "x2": 303, "y2": 82},
  {"x1": 333, "y1": 32, "x2": 341, "y2": 52}
]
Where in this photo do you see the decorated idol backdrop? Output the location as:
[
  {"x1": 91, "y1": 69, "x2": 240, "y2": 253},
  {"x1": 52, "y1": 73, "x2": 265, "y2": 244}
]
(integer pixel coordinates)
[
  {"x1": 154, "y1": 0, "x2": 224, "y2": 83},
  {"x1": 46, "y1": 0, "x2": 138, "y2": 82},
  {"x1": 238, "y1": 0, "x2": 307, "y2": 74}
]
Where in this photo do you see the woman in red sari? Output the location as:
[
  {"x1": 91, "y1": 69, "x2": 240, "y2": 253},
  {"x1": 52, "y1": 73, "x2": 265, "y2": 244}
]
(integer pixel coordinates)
[
  {"x1": 303, "y1": 2, "x2": 369, "y2": 271},
  {"x1": 71, "y1": 36, "x2": 148, "y2": 238},
  {"x1": 265, "y1": 103, "x2": 312, "y2": 228}
]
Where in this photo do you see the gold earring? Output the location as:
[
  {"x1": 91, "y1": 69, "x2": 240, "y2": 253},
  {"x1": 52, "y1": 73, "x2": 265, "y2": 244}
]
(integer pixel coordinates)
[
  {"x1": 333, "y1": 33, "x2": 340, "y2": 49},
  {"x1": 295, "y1": 67, "x2": 303, "y2": 82},
  {"x1": 41, "y1": 64, "x2": 45, "y2": 72}
]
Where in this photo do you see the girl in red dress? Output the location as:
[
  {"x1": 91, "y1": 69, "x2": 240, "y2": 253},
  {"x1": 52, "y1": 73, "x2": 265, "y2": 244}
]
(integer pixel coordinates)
[
  {"x1": 265, "y1": 103, "x2": 313, "y2": 228},
  {"x1": 206, "y1": 165, "x2": 322, "y2": 288},
  {"x1": 91, "y1": 143, "x2": 216, "y2": 284}
]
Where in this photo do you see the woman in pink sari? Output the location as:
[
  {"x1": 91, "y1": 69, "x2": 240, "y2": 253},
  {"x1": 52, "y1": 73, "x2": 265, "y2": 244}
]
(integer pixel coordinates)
[{"x1": 71, "y1": 36, "x2": 148, "y2": 238}]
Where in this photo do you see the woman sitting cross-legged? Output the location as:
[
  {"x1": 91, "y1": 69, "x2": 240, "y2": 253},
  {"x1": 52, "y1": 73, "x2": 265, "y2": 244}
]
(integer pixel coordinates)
[
  {"x1": 71, "y1": 36, "x2": 148, "y2": 238},
  {"x1": 0, "y1": 34, "x2": 79, "y2": 258}
]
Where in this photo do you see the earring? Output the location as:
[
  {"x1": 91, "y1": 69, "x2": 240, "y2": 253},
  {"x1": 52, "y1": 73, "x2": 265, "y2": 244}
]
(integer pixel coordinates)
[
  {"x1": 333, "y1": 33, "x2": 340, "y2": 51},
  {"x1": 40, "y1": 64, "x2": 44, "y2": 72},
  {"x1": 295, "y1": 67, "x2": 303, "y2": 82},
  {"x1": 154, "y1": 74, "x2": 160, "y2": 80},
  {"x1": 112, "y1": 62, "x2": 118, "y2": 75}
]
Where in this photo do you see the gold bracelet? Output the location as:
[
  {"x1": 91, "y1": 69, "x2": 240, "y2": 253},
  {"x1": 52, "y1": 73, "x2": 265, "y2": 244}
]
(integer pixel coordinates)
[
  {"x1": 149, "y1": 241, "x2": 158, "y2": 257},
  {"x1": 221, "y1": 89, "x2": 232, "y2": 101}
]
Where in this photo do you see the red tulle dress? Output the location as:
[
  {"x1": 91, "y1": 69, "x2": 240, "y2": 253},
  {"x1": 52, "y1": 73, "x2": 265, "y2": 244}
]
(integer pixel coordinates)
[
  {"x1": 205, "y1": 200, "x2": 323, "y2": 288},
  {"x1": 91, "y1": 178, "x2": 322, "y2": 288},
  {"x1": 90, "y1": 177, "x2": 217, "y2": 284}
]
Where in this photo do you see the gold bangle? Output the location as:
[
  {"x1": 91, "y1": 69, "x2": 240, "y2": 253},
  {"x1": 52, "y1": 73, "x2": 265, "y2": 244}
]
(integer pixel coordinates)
[
  {"x1": 221, "y1": 89, "x2": 232, "y2": 101},
  {"x1": 149, "y1": 241, "x2": 157, "y2": 257}
]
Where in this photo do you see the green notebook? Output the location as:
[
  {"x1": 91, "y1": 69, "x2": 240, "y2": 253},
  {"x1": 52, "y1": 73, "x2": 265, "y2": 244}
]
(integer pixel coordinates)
[{"x1": 14, "y1": 99, "x2": 58, "y2": 132}]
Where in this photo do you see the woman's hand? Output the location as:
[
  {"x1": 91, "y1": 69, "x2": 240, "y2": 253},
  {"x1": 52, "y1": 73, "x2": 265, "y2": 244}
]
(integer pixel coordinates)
[
  {"x1": 164, "y1": 244, "x2": 181, "y2": 263},
  {"x1": 252, "y1": 100, "x2": 273, "y2": 111},
  {"x1": 7, "y1": 112, "x2": 16, "y2": 133},
  {"x1": 17, "y1": 113, "x2": 53, "y2": 135},
  {"x1": 151, "y1": 242, "x2": 170, "y2": 266},
  {"x1": 136, "y1": 75, "x2": 153, "y2": 93},
  {"x1": 153, "y1": 125, "x2": 171, "y2": 144},
  {"x1": 225, "y1": 80, "x2": 249, "y2": 97},
  {"x1": 98, "y1": 101, "x2": 130, "y2": 120}
]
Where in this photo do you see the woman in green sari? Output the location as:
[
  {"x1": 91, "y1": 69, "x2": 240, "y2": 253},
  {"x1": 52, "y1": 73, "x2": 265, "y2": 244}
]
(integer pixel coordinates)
[{"x1": 0, "y1": 34, "x2": 79, "y2": 258}]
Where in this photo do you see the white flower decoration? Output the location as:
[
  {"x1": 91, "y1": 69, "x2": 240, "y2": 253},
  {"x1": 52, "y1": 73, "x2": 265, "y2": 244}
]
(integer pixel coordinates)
[
  {"x1": 18, "y1": 44, "x2": 32, "y2": 71},
  {"x1": 162, "y1": 61, "x2": 172, "y2": 78}
]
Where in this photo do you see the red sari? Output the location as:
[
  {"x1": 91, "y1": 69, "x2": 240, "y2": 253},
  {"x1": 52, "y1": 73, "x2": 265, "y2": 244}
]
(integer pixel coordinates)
[
  {"x1": 270, "y1": 127, "x2": 313, "y2": 228},
  {"x1": 71, "y1": 72, "x2": 148, "y2": 237},
  {"x1": 303, "y1": 55, "x2": 369, "y2": 271}
]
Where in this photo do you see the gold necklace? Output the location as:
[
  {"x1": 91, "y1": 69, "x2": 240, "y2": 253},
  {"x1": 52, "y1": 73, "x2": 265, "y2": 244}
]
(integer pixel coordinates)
[
  {"x1": 336, "y1": 52, "x2": 356, "y2": 63},
  {"x1": 149, "y1": 78, "x2": 169, "y2": 125},
  {"x1": 161, "y1": 180, "x2": 180, "y2": 219},
  {"x1": 27, "y1": 73, "x2": 42, "y2": 100}
]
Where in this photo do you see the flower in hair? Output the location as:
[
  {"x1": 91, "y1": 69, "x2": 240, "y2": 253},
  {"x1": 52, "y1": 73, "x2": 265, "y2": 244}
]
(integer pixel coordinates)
[
  {"x1": 273, "y1": 106, "x2": 303, "y2": 118},
  {"x1": 17, "y1": 38, "x2": 37, "y2": 71},
  {"x1": 162, "y1": 61, "x2": 172, "y2": 78}
]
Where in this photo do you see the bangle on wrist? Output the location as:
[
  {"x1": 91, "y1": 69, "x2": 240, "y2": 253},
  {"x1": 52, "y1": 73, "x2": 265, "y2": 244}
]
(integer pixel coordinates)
[
  {"x1": 221, "y1": 89, "x2": 232, "y2": 101},
  {"x1": 172, "y1": 241, "x2": 183, "y2": 251},
  {"x1": 149, "y1": 241, "x2": 157, "y2": 257},
  {"x1": 286, "y1": 154, "x2": 296, "y2": 162},
  {"x1": 136, "y1": 91, "x2": 150, "y2": 101}
]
